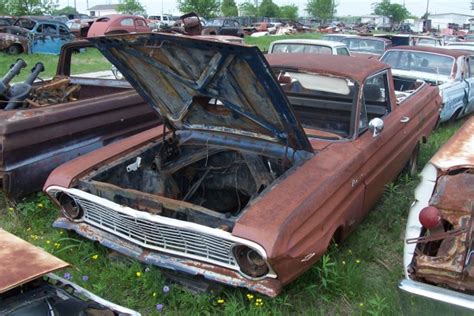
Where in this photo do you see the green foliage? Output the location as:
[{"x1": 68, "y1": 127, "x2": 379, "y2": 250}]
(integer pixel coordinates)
[
  {"x1": 238, "y1": 1, "x2": 257, "y2": 17},
  {"x1": 178, "y1": 0, "x2": 221, "y2": 18},
  {"x1": 0, "y1": 0, "x2": 7, "y2": 15},
  {"x1": 278, "y1": 5, "x2": 298, "y2": 20},
  {"x1": 373, "y1": 0, "x2": 410, "y2": 23},
  {"x1": 258, "y1": 0, "x2": 279, "y2": 17},
  {"x1": 5, "y1": 0, "x2": 56, "y2": 16},
  {"x1": 53, "y1": 6, "x2": 78, "y2": 16},
  {"x1": 117, "y1": 0, "x2": 146, "y2": 15},
  {"x1": 221, "y1": 0, "x2": 237, "y2": 17},
  {"x1": 306, "y1": 0, "x2": 336, "y2": 23}
]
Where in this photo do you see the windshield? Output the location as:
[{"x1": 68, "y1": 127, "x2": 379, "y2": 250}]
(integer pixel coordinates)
[
  {"x1": 14, "y1": 18, "x2": 36, "y2": 30},
  {"x1": 321, "y1": 35, "x2": 345, "y2": 42},
  {"x1": 274, "y1": 69, "x2": 357, "y2": 140},
  {"x1": 206, "y1": 19, "x2": 224, "y2": 26},
  {"x1": 381, "y1": 51, "x2": 454, "y2": 76},
  {"x1": 342, "y1": 38, "x2": 385, "y2": 55},
  {"x1": 272, "y1": 43, "x2": 333, "y2": 54}
]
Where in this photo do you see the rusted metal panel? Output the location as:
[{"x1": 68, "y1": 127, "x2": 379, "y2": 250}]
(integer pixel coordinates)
[
  {"x1": 0, "y1": 41, "x2": 160, "y2": 199},
  {"x1": 0, "y1": 228, "x2": 69, "y2": 293},
  {"x1": 430, "y1": 116, "x2": 474, "y2": 172},
  {"x1": 0, "y1": 32, "x2": 28, "y2": 53}
]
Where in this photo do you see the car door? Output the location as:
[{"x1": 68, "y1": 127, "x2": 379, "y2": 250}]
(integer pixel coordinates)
[
  {"x1": 354, "y1": 71, "x2": 422, "y2": 211},
  {"x1": 31, "y1": 22, "x2": 62, "y2": 54},
  {"x1": 221, "y1": 19, "x2": 234, "y2": 35},
  {"x1": 58, "y1": 24, "x2": 72, "y2": 50},
  {"x1": 464, "y1": 56, "x2": 474, "y2": 116}
]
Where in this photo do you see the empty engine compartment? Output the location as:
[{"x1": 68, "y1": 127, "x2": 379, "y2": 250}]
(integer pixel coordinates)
[{"x1": 80, "y1": 136, "x2": 292, "y2": 228}]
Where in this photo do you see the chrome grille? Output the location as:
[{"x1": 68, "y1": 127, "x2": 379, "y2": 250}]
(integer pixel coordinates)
[{"x1": 74, "y1": 196, "x2": 238, "y2": 268}]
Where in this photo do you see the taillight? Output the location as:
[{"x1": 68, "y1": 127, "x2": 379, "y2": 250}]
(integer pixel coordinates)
[{"x1": 419, "y1": 206, "x2": 441, "y2": 229}]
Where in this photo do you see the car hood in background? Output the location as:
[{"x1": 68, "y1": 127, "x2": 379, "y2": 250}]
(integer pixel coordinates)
[
  {"x1": 0, "y1": 228, "x2": 69, "y2": 293},
  {"x1": 88, "y1": 33, "x2": 313, "y2": 153}
]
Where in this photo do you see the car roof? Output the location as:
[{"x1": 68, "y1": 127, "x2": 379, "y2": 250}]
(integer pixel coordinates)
[
  {"x1": 430, "y1": 116, "x2": 474, "y2": 171},
  {"x1": 0, "y1": 228, "x2": 69, "y2": 293},
  {"x1": 323, "y1": 33, "x2": 357, "y2": 37},
  {"x1": 270, "y1": 39, "x2": 346, "y2": 47},
  {"x1": 345, "y1": 36, "x2": 391, "y2": 43},
  {"x1": 385, "y1": 45, "x2": 472, "y2": 58},
  {"x1": 266, "y1": 53, "x2": 389, "y2": 83}
]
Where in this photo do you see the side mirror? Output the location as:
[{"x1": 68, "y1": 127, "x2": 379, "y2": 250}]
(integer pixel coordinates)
[{"x1": 368, "y1": 118, "x2": 384, "y2": 137}]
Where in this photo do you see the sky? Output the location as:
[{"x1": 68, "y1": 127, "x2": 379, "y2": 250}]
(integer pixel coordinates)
[{"x1": 61, "y1": 0, "x2": 473, "y2": 17}]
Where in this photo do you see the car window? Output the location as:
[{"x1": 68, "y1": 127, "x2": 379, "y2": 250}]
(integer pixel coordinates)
[
  {"x1": 120, "y1": 18, "x2": 134, "y2": 26},
  {"x1": 224, "y1": 20, "x2": 233, "y2": 27},
  {"x1": 342, "y1": 38, "x2": 384, "y2": 55},
  {"x1": 360, "y1": 72, "x2": 391, "y2": 134},
  {"x1": 14, "y1": 18, "x2": 36, "y2": 30},
  {"x1": 59, "y1": 25, "x2": 69, "y2": 35},
  {"x1": 135, "y1": 19, "x2": 146, "y2": 27},
  {"x1": 234, "y1": 21, "x2": 239, "y2": 27},
  {"x1": 468, "y1": 57, "x2": 474, "y2": 78},
  {"x1": 272, "y1": 44, "x2": 332, "y2": 54},
  {"x1": 337, "y1": 47, "x2": 350, "y2": 56},
  {"x1": 70, "y1": 47, "x2": 113, "y2": 77},
  {"x1": 37, "y1": 23, "x2": 57, "y2": 35},
  {"x1": 0, "y1": 20, "x2": 9, "y2": 26},
  {"x1": 381, "y1": 51, "x2": 454, "y2": 76}
]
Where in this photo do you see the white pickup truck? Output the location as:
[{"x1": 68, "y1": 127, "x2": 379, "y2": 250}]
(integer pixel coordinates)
[{"x1": 381, "y1": 45, "x2": 474, "y2": 122}]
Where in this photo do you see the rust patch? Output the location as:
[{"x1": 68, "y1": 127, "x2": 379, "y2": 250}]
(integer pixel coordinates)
[
  {"x1": 0, "y1": 228, "x2": 69, "y2": 293},
  {"x1": 431, "y1": 116, "x2": 474, "y2": 171}
]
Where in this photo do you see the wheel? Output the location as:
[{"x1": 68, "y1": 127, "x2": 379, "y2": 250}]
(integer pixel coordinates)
[
  {"x1": 404, "y1": 144, "x2": 420, "y2": 177},
  {"x1": 7, "y1": 44, "x2": 22, "y2": 55}
]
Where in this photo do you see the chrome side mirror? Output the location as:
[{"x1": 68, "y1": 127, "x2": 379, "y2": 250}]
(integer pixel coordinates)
[{"x1": 368, "y1": 118, "x2": 384, "y2": 137}]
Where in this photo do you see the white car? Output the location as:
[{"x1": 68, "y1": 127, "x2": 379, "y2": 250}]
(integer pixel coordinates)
[
  {"x1": 268, "y1": 39, "x2": 350, "y2": 56},
  {"x1": 399, "y1": 117, "x2": 474, "y2": 314},
  {"x1": 381, "y1": 46, "x2": 474, "y2": 122},
  {"x1": 446, "y1": 42, "x2": 474, "y2": 52}
]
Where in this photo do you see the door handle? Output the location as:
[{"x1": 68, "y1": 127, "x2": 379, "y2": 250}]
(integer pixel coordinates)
[{"x1": 400, "y1": 116, "x2": 410, "y2": 123}]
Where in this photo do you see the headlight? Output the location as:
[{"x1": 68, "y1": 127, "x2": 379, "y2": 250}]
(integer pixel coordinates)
[
  {"x1": 233, "y1": 245, "x2": 269, "y2": 278},
  {"x1": 57, "y1": 192, "x2": 83, "y2": 220}
]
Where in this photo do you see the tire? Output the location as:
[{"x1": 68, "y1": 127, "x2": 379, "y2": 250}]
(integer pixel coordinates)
[
  {"x1": 7, "y1": 44, "x2": 22, "y2": 55},
  {"x1": 449, "y1": 108, "x2": 462, "y2": 123},
  {"x1": 403, "y1": 144, "x2": 420, "y2": 177}
]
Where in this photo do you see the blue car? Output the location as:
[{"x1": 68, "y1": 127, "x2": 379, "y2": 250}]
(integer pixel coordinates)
[{"x1": 0, "y1": 17, "x2": 74, "y2": 55}]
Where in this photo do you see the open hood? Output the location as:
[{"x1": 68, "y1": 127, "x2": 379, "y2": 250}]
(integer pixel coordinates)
[{"x1": 88, "y1": 33, "x2": 312, "y2": 153}]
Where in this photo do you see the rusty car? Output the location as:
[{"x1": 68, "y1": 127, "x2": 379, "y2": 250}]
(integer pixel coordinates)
[
  {"x1": 87, "y1": 15, "x2": 150, "y2": 37},
  {"x1": 0, "y1": 228, "x2": 140, "y2": 315},
  {"x1": 381, "y1": 46, "x2": 474, "y2": 122},
  {"x1": 399, "y1": 116, "x2": 474, "y2": 315},
  {"x1": 43, "y1": 33, "x2": 441, "y2": 296},
  {"x1": 0, "y1": 17, "x2": 74, "y2": 55},
  {"x1": 0, "y1": 40, "x2": 159, "y2": 199},
  {"x1": 268, "y1": 39, "x2": 351, "y2": 56}
]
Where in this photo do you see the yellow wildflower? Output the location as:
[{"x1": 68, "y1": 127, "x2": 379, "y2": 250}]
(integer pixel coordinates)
[
  {"x1": 359, "y1": 303, "x2": 364, "y2": 307},
  {"x1": 342, "y1": 260, "x2": 346, "y2": 265},
  {"x1": 46, "y1": 240, "x2": 51, "y2": 244},
  {"x1": 54, "y1": 243, "x2": 60, "y2": 249},
  {"x1": 37, "y1": 203, "x2": 44, "y2": 208},
  {"x1": 8, "y1": 207, "x2": 14, "y2": 212},
  {"x1": 246, "y1": 293, "x2": 254, "y2": 300},
  {"x1": 217, "y1": 299, "x2": 225, "y2": 304},
  {"x1": 91, "y1": 254, "x2": 99, "y2": 260},
  {"x1": 356, "y1": 259, "x2": 361, "y2": 264},
  {"x1": 152, "y1": 292, "x2": 157, "y2": 297},
  {"x1": 27, "y1": 227, "x2": 31, "y2": 231},
  {"x1": 136, "y1": 271, "x2": 142, "y2": 277}
]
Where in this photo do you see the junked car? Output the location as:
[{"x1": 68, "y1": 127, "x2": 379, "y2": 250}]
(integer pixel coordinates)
[
  {"x1": 44, "y1": 33, "x2": 441, "y2": 296},
  {"x1": 381, "y1": 46, "x2": 474, "y2": 122},
  {"x1": 341, "y1": 36, "x2": 392, "y2": 57},
  {"x1": 0, "y1": 40, "x2": 159, "y2": 199},
  {"x1": 0, "y1": 228, "x2": 140, "y2": 315},
  {"x1": 0, "y1": 17, "x2": 74, "y2": 55},
  {"x1": 268, "y1": 39, "x2": 350, "y2": 55},
  {"x1": 320, "y1": 33, "x2": 357, "y2": 42},
  {"x1": 87, "y1": 15, "x2": 150, "y2": 37},
  {"x1": 399, "y1": 117, "x2": 474, "y2": 314}
]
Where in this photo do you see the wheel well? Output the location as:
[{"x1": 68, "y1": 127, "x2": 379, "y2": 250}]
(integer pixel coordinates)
[
  {"x1": 9, "y1": 43, "x2": 23, "y2": 53},
  {"x1": 332, "y1": 226, "x2": 344, "y2": 244}
]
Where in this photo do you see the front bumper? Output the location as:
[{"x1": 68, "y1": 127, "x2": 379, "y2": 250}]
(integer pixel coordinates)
[
  {"x1": 399, "y1": 279, "x2": 474, "y2": 315},
  {"x1": 54, "y1": 217, "x2": 282, "y2": 297}
]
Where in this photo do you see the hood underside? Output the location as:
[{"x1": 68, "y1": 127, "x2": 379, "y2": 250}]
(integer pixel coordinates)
[{"x1": 88, "y1": 33, "x2": 312, "y2": 153}]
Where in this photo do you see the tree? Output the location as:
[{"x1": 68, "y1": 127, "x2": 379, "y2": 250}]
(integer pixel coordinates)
[
  {"x1": 5, "y1": 0, "x2": 55, "y2": 16},
  {"x1": 258, "y1": 0, "x2": 279, "y2": 17},
  {"x1": 53, "y1": 6, "x2": 78, "y2": 16},
  {"x1": 238, "y1": 1, "x2": 257, "y2": 17},
  {"x1": 279, "y1": 5, "x2": 298, "y2": 20},
  {"x1": 306, "y1": 0, "x2": 336, "y2": 24},
  {"x1": 117, "y1": 0, "x2": 146, "y2": 15},
  {"x1": 0, "y1": 0, "x2": 7, "y2": 15},
  {"x1": 221, "y1": 0, "x2": 237, "y2": 16},
  {"x1": 178, "y1": 0, "x2": 220, "y2": 18},
  {"x1": 372, "y1": 0, "x2": 409, "y2": 26}
]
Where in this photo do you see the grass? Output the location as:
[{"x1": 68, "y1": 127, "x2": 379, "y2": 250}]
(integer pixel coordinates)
[{"x1": 0, "y1": 34, "x2": 469, "y2": 315}]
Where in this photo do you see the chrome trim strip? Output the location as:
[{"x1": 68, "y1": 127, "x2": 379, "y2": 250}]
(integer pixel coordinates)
[{"x1": 46, "y1": 186, "x2": 276, "y2": 279}]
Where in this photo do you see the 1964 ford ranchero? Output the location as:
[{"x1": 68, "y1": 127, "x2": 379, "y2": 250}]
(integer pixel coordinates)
[{"x1": 43, "y1": 33, "x2": 441, "y2": 296}]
